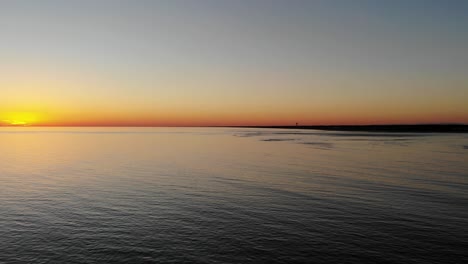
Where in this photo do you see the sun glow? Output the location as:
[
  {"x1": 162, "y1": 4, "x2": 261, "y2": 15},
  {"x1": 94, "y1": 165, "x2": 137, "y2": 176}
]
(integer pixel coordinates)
[{"x1": 0, "y1": 112, "x2": 41, "y2": 126}]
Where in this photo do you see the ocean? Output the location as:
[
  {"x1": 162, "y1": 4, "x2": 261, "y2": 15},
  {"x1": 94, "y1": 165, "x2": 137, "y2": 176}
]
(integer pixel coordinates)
[{"x1": 1, "y1": 127, "x2": 467, "y2": 263}]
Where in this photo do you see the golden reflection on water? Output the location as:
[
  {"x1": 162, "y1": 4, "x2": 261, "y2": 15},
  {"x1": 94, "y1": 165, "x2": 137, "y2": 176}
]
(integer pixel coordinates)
[{"x1": 1, "y1": 127, "x2": 467, "y2": 200}]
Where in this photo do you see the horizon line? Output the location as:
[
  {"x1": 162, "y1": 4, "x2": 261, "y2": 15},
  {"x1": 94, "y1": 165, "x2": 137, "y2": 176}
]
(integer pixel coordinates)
[{"x1": 0, "y1": 123, "x2": 466, "y2": 128}]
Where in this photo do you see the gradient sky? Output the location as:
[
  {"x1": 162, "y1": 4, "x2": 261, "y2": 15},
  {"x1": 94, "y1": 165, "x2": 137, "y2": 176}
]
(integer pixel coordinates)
[{"x1": 1, "y1": 0, "x2": 467, "y2": 126}]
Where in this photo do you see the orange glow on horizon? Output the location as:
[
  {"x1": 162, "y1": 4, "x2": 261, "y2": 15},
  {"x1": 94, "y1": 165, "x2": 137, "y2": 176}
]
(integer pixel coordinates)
[{"x1": 0, "y1": 109, "x2": 466, "y2": 127}]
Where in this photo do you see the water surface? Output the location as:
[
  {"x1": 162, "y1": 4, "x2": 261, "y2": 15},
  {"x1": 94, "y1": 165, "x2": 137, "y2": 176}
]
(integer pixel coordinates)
[{"x1": 1, "y1": 127, "x2": 467, "y2": 263}]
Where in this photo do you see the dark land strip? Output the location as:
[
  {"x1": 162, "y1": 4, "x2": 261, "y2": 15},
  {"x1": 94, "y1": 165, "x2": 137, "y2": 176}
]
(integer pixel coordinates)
[{"x1": 232, "y1": 124, "x2": 468, "y2": 133}]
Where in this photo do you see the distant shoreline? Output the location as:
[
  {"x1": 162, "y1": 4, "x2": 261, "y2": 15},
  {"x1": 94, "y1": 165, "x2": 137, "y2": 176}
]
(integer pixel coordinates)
[{"x1": 233, "y1": 124, "x2": 468, "y2": 133}]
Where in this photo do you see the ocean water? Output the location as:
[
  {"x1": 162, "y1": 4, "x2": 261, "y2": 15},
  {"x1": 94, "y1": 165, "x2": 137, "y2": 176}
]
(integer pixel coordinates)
[{"x1": 0, "y1": 127, "x2": 467, "y2": 264}]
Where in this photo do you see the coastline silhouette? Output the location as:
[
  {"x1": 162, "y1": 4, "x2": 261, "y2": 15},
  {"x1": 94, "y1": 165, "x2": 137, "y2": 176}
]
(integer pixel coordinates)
[{"x1": 235, "y1": 124, "x2": 468, "y2": 133}]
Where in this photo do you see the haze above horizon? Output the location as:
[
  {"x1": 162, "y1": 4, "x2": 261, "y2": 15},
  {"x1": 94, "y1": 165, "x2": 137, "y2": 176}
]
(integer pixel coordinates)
[{"x1": 1, "y1": 0, "x2": 467, "y2": 127}]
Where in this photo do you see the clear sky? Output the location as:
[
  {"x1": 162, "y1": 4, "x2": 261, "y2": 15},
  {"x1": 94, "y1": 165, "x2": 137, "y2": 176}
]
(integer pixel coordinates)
[{"x1": 1, "y1": 0, "x2": 467, "y2": 126}]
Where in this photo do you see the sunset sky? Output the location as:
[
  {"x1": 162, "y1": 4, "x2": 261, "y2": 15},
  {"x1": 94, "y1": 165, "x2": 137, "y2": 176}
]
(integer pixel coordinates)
[{"x1": 1, "y1": 0, "x2": 467, "y2": 126}]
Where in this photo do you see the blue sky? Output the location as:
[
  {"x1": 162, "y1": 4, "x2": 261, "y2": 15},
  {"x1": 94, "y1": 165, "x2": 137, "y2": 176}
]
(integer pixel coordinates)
[{"x1": 1, "y1": 0, "x2": 467, "y2": 125}]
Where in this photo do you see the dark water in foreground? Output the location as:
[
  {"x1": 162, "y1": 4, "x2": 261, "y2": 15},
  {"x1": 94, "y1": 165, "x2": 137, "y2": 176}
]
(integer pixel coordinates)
[{"x1": 1, "y1": 127, "x2": 467, "y2": 264}]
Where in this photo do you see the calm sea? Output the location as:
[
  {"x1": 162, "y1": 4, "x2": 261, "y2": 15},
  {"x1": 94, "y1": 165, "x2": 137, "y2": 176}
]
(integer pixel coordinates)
[{"x1": 1, "y1": 127, "x2": 467, "y2": 263}]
